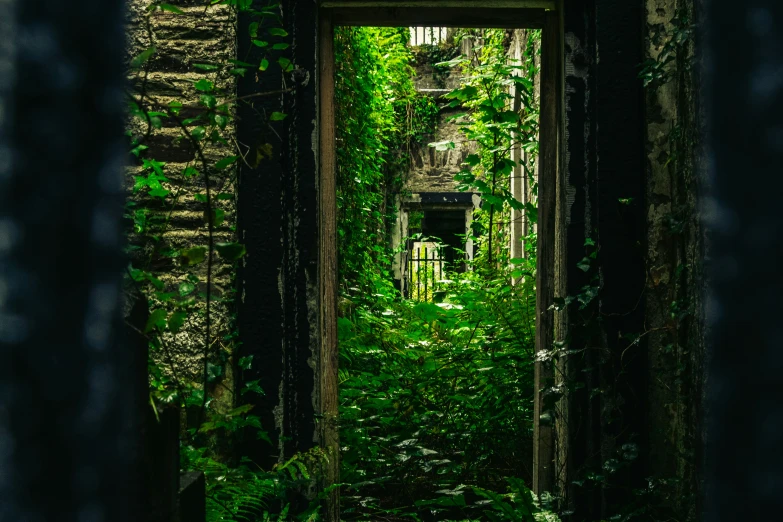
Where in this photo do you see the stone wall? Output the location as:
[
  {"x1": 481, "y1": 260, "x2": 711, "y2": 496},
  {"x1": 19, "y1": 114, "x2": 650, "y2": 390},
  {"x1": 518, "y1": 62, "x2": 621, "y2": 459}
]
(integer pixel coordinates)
[
  {"x1": 406, "y1": 106, "x2": 474, "y2": 194},
  {"x1": 406, "y1": 43, "x2": 472, "y2": 195},
  {"x1": 126, "y1": 0, "x2": 237, "y2": 402},
  {"x1": 552, "y1": 0, "x2": 707, "y2": 519}
]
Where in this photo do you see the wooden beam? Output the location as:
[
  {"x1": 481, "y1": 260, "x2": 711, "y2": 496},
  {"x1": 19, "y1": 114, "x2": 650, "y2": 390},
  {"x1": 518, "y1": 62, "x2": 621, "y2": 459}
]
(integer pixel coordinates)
[
  {"x1": 328, "y1": 7, "x2": 547, "y2": 28},
  {"x1": 533, "y1": 9, "x2": 559, "y2": 496},
  {"x1": 318, "y1": 10, "x2": 341, "y2": 522},
  {"x1": 321, "y1": 0, "x2": 555, "y2": 8}
]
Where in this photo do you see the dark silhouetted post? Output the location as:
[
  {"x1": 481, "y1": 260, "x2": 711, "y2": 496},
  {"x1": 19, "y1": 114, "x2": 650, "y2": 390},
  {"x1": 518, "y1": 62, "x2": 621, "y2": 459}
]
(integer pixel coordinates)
[
  {"x1": 705, "y1": 1, "x2": 783, "y2": 520},
  {"x1": 0, "y1": 0, "x2": 138, "y2": 520}
]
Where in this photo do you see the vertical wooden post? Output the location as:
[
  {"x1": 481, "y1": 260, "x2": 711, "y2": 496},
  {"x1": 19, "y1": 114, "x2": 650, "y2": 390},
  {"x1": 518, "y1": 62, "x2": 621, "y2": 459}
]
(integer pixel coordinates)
[
  {"x1": 533, "y1": 9, "x2": 560, "y2": 496},
  {"x1": 510, "y1": 36, "x2": 526, "y2": 267},
  {"x1": 318, "y1": 10, "x2": 340, "y2": 521}
]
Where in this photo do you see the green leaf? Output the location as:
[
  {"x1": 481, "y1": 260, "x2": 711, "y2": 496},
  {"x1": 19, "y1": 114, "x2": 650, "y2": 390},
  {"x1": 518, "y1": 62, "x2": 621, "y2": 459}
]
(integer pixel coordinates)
[
  {"x1": 200, "y1": 94, "x2": 216, "y2": 109},
  {"x1": 191, "y1": 126, "x2": 206, "y2": 140},
  {"x1": 215, "y1": 156, "x2": 238, "y2": 170},
  {"x1": 252, "y1": 39, "x2": 269, "y2": 48},
  {"x1": 242, "y1": 380, "x2": 265, "y2": 396},
  {"x1": 131, "y1": 46, "x2": 156, "y2": 69},
  {"x1": 464, "y1": 154, "x2": 481, "y2": 166},
  {"x1": 228, "y1": 404, "x2": 254, "y2": 417},
  {"x1": 512, "y1": 75, "x2": 534, "y2": 90},
  {"x1": 445, "y1": 85, "x2": 478, "y2": 102},
  {"x1": 508, "y1": 197, "x2": 525, "y2": 211},
  {"x1": 193, "y1": 79, "x2": 214, "y2": 92},
  {"x1": 278, "y1": 57, "x2": 293, "y2": 72},
  {"x1": 212, "y1": 208, "x2": 225, "y2": 227},
  {"x1": 525, "y1": 202, "x2": 538, "y2": 224},
  {"x1": 147, "y1": 114, "x2": 163, "y2": 129},
  {"x1": 168, "y1": 311, "x2": 187, "y2": 334},
  {"x1": 482, "y1": 194, "x2": 504, "y2": 207},
  {"x1": 158, "y1": 3, "x2": 184, "y2": 14},
  {"x1": 216, "y1": 192, "x2": 233, "y2": 200},
  {"x1": 268, "y1": 28, "x2": 288, "y2": 37},
  {"x1": 168, "y1": 101, "x2": 183, "y2": 116},
  {"x1": 269, "y1": 112, "x2": 287, "y2": 121},
  {"x1": 130, "y1": 144, "x2": 148, "y2": 157},
  {"x1": 183, "y1": 166, "x2": 199, "y2": 178},
  {"x1": 155, "y1": 291, "x2": 177, "y2": 302},
  {"x1": 229, "y1": 67, "x2": 247, "y2": 77},
  {"x1": 193, "y1": 63, "x2": 219, "y2": 71},
  {"x1": 215, "y1": 242, "x2": 247, "y2": 261},
  {"x1": 182, "y1": 247, "x2": 207, "y2": 265},
  {"x1": 239, "y1": 356, "x2": 254, "y2": 370},
  {"x1": 210, "y1": 129, "x2": 227, "y2": 144},
  {"x1": 272, "y1": 42, "x2": 289, "y2": 50},
  {"x1": 206, "y1": 362, "x2": 224, "y2": 382},
  {"x1": 145, "y1": 309, "x2": 168, "y2": 333},
  {"x1": 147, "y1": 275, "x2": 165, "y2": 291},
  {"x1": 259, "y1": 58, "x2": 269, "y2": 71},
  {"x1": 148, "y1": 187, "x2": 170, "y2": 199},
  {"x1": 179, "y1": 282, "x2": 196, "y2": 296},
  {"x1": 577, "y1": 257, "x2": 592, "y2": 272}
]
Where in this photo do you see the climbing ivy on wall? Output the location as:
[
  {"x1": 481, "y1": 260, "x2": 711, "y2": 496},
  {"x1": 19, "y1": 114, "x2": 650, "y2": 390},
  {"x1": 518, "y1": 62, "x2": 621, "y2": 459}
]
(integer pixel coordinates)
[
  {"x1": 412, "y1": 42, "x2": 460, "y2": 88},
  {"x1": 432, "y1": 28, "x2": 541, "y2": 269},
  {"x1": 334, "y1": 26, "x2": 438, "y2": 288},
  {"x1": 126, "y1": 2, "x2": 322, "y2": 520},
  {"x1": 532, "y1": 7, "x2": 703, "y2": 520},
  {"x1": 334, "y1": 27, "x2": 559, "y2": 521},
  {"x1": 127, "y1": 5, "x2": 559, "y2": 519}
]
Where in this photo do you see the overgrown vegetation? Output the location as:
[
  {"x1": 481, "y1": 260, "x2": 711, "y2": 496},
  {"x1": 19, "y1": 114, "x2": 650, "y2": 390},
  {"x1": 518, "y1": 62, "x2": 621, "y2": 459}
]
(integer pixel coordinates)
[
  {"x1": 127, "y1": 2, "x2": 554, "y2": 518},
  {"x1": 127, "y1": 2, "x2": 325, "y2": 520},
  {"x1": 335, "y1": 27, "x2": 553, "y2": 520}
]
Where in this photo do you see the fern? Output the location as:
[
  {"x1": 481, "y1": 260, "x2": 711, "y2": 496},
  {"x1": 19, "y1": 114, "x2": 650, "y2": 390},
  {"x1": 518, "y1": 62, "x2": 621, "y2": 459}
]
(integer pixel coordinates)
[{"x1": 472, "y1": 478, "x2": 560, "y2": 522}]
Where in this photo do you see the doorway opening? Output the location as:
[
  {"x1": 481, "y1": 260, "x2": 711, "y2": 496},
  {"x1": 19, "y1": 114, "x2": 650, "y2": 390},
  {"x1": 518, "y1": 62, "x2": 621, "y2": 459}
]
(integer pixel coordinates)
[
  {"x1": 397, "y1": 195, "x2": 477, "y2": 300},
  {"x1": 320, "y1": 7, "x2": 560, "y2": 516}
]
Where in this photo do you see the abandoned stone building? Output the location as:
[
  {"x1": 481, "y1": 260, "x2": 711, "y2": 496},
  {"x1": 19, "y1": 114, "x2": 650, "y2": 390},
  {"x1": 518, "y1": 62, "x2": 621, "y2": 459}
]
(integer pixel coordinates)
[
  {"x1": 9, "y1": 0, "x2": 783, "y2": 520},
  {"x1": 392, "y1": 30, "x2": 479, "y2": 297},
  {"x1": 9, "y1": 0, "x2": 755, "y2": 520},
  {"x1": 393, "y1": 28, "x2": 539, "y2": 297},
  {"x1": 119, "y1": 0, "x2": 709, "y2": 519}
]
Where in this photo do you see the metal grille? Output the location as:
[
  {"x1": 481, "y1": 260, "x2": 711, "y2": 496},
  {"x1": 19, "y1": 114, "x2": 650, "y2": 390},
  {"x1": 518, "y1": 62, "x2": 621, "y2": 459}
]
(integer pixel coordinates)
[
  {"x1": 409, "y1": 27, "x2": 447, "y2": 47},
  {"x1": 407, "y1": 242, "x2": 446, "y2": 301}
]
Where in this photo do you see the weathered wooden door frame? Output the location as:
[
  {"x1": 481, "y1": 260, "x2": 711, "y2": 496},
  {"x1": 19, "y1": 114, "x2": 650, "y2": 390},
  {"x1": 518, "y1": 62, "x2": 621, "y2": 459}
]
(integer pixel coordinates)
[{"x1": 318, "y1": 1, "x2": 563, "y2": 516}]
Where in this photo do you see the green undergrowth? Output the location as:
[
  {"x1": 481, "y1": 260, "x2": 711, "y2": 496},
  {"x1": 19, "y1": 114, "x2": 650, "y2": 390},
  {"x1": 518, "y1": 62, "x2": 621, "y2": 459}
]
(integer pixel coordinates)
[
  {"x1": 335, "y1": 27, "x2": 557, "y2": 521},
  {"x1": 128, "y1": 2, "x2": 331, "y2": 520},
  {"x1": 129, "y1": 7, "x2": 555, "y2": 517},
  {"x1": 338, "y1": 265, "x2": 545, "y2": 521}
]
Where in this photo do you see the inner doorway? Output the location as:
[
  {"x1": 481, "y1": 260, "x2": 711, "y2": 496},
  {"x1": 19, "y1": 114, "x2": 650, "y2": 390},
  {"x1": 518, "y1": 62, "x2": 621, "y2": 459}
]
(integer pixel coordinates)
[{"x1": 318, "y1": 3, "x2": 561, "y2": 518}]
